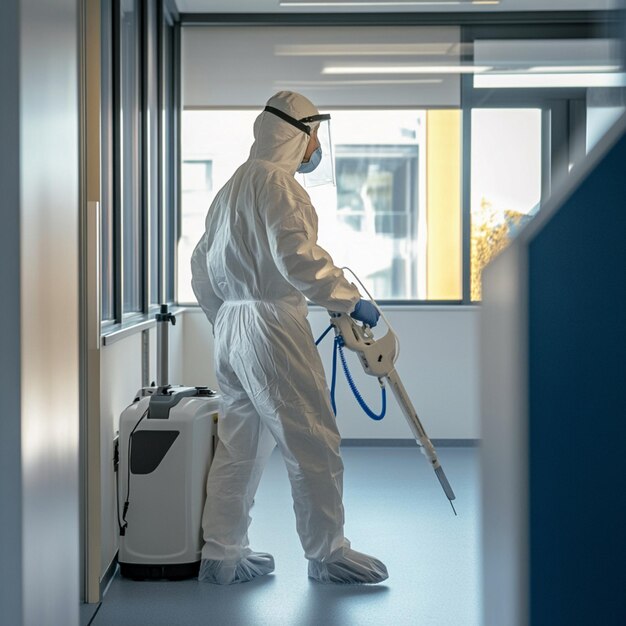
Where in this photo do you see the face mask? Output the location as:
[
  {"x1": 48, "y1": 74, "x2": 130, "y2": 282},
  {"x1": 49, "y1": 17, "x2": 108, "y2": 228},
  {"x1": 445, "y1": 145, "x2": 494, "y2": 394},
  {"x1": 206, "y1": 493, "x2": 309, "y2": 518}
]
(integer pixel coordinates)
[{"x1": 297, "y1": 146, "x2": 322, "y2": 174}]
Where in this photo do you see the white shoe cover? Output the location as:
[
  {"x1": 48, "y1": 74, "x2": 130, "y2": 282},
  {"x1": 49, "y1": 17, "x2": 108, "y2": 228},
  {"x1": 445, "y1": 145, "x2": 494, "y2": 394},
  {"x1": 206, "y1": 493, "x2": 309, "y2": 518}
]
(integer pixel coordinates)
[
  {"x1": 198, "y1": 552, "x2": 275, "y2": 585},
  {"x1": 308, "y1": 548, "x2": 388, "y2": 584}
]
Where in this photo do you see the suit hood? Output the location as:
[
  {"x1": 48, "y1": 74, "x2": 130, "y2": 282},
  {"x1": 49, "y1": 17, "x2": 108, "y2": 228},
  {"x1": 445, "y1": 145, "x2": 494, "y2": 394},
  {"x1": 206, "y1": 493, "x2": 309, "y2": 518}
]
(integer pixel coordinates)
[{"x1": 248, "y1": 91, "x2": 320, "y2": 176}]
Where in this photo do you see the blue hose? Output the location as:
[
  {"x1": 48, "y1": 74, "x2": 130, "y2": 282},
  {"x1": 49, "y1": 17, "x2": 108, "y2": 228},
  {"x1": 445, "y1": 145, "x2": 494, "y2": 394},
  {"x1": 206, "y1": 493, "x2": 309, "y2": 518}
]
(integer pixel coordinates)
[
  {"x1": 316, "y1": 324, "x2": 386, "y2": 421},
  {"x1": 330, "y1": 331, "x2": 339, "y2": 415},
  {"x1": 335, "y1": 337, "x2": 386, "y2": 421},
  {"x1": 315, "y1": 323, "x2": 334, "y2": 346}
]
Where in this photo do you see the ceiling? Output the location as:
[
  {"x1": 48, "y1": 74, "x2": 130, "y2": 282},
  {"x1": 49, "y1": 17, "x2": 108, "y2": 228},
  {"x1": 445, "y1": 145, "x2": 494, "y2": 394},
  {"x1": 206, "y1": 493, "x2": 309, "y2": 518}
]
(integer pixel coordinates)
[{"x1": 175, "y1": 0, "x2": 617, "y2": 15}]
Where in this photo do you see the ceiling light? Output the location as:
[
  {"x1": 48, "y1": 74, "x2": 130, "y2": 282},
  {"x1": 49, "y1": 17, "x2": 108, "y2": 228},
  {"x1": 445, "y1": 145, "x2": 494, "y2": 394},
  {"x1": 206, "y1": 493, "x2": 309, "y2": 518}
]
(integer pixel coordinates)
[
  {"x1": 274, "y1": 43, "x2": 456, "y2": 56},
  {"x1": 323, "y1": 65, "x2": 491, "y2": 74},
  {"x1": 475, "y1": 72, "x2": 626, "y2": 89}
]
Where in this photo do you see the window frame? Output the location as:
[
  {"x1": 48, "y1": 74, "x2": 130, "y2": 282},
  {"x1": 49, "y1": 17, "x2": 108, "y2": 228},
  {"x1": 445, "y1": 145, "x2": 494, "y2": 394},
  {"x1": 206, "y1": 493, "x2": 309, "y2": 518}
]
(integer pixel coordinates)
[
  {"x1": 101, "y1": 0, "x2": 179, "y2": 332},
  {"x1": 175, "y1": 11, "x2": 617, "y2": 307}
]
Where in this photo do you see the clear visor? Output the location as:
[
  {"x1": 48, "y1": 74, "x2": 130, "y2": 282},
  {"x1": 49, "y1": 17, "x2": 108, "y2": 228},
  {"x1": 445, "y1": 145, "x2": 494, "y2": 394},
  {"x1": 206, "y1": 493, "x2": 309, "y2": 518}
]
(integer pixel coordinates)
[{"x1": 300, "y1": 118, "x2": 335, "y2": 188}]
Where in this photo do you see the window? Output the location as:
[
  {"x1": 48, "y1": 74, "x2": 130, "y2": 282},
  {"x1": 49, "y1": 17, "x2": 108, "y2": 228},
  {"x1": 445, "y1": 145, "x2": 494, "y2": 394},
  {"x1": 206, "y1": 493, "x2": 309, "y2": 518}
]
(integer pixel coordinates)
[
  {"x1": 470, "y1": 109, "x2": 542, "y2": 301},
  {"x1": 101, "y1": 0, "x2": 178, "y2": 323},
  {"x1": 177, "y1": 110, "x2": 257, "y2": 304},
  {"x1": 178, "y1": 109, "x2": 462, "y2": 303},
  {"x1": 466, "y1": 32, "x2": 626, "y2": 299},
  {"x1": 308, "y1": 110, "x2": 461, "y2": 301},
  {"x1": 119, "y1": 0, "x2": 142, "y2": 313},
  {"x1": 333, "y1": 145, "x2": 419, "y2": 298},
  {"x1": 178, "y1": 20, "x2": 624, "y2": 306},
  {"x1": 179, "y1": 24, "x2": 463, "y2": 303}
]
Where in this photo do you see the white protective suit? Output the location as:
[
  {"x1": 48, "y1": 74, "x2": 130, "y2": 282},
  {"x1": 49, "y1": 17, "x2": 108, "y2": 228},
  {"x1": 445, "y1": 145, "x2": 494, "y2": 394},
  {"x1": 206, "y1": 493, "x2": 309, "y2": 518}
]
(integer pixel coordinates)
[{"x1": 191, "y1": 91, "x2": 388, "y2": 585}]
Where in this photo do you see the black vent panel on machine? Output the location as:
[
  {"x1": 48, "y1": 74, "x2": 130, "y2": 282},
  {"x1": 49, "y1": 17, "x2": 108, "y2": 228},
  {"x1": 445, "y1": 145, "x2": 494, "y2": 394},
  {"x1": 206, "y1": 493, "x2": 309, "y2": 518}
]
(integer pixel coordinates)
[{"x1": 131, "y1": 430, "x2": 180, "y2": 474}]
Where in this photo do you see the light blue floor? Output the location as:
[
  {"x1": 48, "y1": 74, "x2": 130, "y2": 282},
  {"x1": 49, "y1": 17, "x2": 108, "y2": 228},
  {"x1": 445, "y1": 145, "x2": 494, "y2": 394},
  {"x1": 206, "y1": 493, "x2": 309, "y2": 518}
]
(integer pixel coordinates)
[{"x1": 93, "y1": 446, "x2": 481, "y2": 626}]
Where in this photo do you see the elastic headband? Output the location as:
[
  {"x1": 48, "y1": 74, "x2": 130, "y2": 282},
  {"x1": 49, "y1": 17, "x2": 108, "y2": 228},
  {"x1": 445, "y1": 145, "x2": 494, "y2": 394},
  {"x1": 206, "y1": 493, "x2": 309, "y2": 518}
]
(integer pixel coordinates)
[{"x1": 264, "y1": 106, "x2": 331, "y2": 135}]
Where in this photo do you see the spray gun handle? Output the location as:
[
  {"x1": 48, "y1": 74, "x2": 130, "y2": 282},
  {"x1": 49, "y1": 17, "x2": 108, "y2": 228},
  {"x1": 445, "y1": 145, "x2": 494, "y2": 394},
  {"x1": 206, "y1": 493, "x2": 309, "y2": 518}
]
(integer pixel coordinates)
[{"x1": 329, "y1": 313, "x2": 397, "y2": 378}]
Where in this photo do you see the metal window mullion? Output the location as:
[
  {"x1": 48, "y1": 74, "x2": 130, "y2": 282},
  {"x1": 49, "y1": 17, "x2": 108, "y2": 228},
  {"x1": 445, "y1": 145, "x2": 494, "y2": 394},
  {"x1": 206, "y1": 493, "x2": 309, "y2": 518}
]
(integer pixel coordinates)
[
  {"x1": 156, "y1": 0, "x2": 164, "y2": 306},
  {"x1": 541, "y1": 108, "x2": 552, "y2": 204},
  {"x1": 408, "y1": 157, "x2": 417, "y2": 298},
  {"x1": 568, "y1": 98, "x2": 587, "y2": 171},
  {"x1": 162, "y1": 5, "x2": 175, "y2": 305},
  {"x1": 461, "y1": 99, "x2": 472, "y2": 305},
  {"x1": 112, "y1": 0, "x2": 123, "y2": 323},
  {"x1": 550, "y1": 100, "x2": 570, "y2": 196},
  {"x1": 101, "y1": 0, "x2": 114, "y2": 323},
  {"x1": 460, "y1": 27, "x2": 472, "y2": 305},
  {"x1": 140, "y1": 0, "x2": 149, "y2": 314},
  {"x1": 173, "y1": 20, "x2": 182, "y2": 304}
]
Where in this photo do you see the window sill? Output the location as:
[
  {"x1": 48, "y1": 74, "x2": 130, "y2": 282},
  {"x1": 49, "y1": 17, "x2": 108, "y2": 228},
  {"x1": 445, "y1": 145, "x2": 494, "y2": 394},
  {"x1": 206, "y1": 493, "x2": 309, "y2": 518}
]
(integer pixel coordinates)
[
  {"x1": 101, "y1": 306, "x2": 187, "y2": 346},
  {"x1": 180, "y1": 302, "x2": 481, "y2": 314}
]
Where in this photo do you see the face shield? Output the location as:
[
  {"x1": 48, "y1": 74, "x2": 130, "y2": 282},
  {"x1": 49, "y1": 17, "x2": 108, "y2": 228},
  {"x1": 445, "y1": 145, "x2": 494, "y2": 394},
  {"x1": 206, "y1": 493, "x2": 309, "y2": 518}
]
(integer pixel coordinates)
[
  {"x1": 298, "y1": 114, "x2": 334, "y2": 188},
  {"x1": 263, "y1": 106, "x2": 335, "y2": 188}
]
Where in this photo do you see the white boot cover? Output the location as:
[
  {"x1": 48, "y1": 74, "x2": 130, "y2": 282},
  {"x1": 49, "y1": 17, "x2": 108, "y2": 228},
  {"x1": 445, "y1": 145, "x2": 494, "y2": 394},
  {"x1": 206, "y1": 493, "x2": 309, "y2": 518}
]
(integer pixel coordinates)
[
  {"x1": 198, "y1": 552, "x2": 275, "y2": 585},
  {"x1": 308, "y1": 548, "x2": 388, "y2": 584}
]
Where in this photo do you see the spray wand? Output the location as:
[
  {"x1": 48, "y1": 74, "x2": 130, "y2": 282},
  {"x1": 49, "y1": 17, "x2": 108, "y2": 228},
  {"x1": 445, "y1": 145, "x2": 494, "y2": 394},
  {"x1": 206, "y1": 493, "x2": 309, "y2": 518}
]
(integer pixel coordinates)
[{"x1": 323, "y1": 269, "x2": 457, "y2": 515}]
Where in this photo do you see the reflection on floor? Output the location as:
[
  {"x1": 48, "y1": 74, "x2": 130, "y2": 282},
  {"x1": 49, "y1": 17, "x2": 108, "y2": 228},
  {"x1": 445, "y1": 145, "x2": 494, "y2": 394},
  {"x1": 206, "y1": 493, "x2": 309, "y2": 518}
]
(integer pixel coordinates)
[{"x1": 92, "y1": 446, "x2": 481, "y2": 626}]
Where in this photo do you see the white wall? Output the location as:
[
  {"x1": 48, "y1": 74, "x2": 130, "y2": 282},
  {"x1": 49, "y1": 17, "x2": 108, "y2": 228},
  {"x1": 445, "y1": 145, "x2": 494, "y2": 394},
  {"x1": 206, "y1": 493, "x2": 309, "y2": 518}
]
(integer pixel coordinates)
[
  {"x1": 99, "y1": 316, "x2": 186, "y2": 578},
  {"x1": 183, "y1": 306, "x2": 480, "y2": 440}
]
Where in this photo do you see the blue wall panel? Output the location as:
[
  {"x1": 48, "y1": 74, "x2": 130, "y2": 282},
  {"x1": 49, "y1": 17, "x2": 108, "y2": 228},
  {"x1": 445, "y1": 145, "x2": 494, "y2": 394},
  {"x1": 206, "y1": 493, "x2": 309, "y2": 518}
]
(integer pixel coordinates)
[{"x1": 528, "y1": 131, "x2": 626, "y2": 625}]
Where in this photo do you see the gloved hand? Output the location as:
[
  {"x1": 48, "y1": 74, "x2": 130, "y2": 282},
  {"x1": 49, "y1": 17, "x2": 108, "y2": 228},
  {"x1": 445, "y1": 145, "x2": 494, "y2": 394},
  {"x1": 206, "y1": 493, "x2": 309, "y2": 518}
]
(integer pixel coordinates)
[{"x1": 350, "y1": 299, "x2": 380, "y2": 327}]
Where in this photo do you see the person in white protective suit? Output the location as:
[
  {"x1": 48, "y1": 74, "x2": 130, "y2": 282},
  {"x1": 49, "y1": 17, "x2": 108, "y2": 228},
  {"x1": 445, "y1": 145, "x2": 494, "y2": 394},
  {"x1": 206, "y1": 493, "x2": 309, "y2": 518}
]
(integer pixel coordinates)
[{"x1": 190, "y1": 91, "x2": 388, "y2": 586}]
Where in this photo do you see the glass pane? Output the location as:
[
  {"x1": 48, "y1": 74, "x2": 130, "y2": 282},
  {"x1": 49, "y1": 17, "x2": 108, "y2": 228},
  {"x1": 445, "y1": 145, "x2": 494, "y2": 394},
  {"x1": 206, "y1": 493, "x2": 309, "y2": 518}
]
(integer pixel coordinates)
[
  {"x1": 120, "y1": 0, "x2": 142, "y2": 312},
  {"x1": 178, "y1": 110, "x2": 257, "y2": 304},
  {"x1": 470, "y1": 108, "x2": 542, "y2": 301},
  {"x1": 147, "y1": 0, "x2": 159, "y2": 305},
  {"x1": 474, "y1": 38, "x2": 626, "y2": 90},
  {"x1": 162, "y1": 17, "x2": 176, "y2": 304},
  {"x1": 101, "y1": 0, "x2": 114, "y2": 321},
  {"x1": 179, "y1": 109, "x2": 462, "y2": 303},
  {"x1": 182, "y1": 26, "x2": 461, "y2": 109}
]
